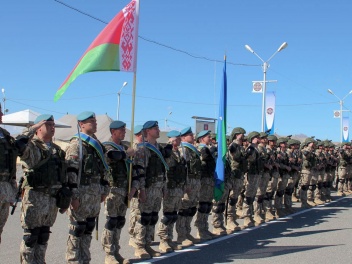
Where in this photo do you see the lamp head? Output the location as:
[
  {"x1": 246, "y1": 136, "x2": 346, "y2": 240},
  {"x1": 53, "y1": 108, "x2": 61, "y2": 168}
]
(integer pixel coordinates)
[
  {"x1": 278, "y1": 42, "x2": 288, "y2": 52},
  {"x1": 245, "y1": 45, "x2": 254, "y2": 53},
  {"x1": 327, "y1": 89, "x2": 334, "y2": 94},
  {"x1": 122, "y1": 82, "x2": 128, "y2": 87}
]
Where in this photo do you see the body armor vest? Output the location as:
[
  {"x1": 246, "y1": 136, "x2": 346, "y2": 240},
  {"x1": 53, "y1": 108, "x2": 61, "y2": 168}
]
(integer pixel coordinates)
[
  {"x1": 26, "y1": 141, "x2": 66, "y2": 188},
  {"x1": 0, "y1": 129, "x2": 17, "y2": 182},
  {"x1": 145, "y1": 147, "x2": 164, "y2": 188},
  {"x1": 302, "y1": 148, "x2": 316, "y2": 170},
  {"x1": 80, "y1": 143, "x2": 105, "y2": 185},
  {"x1": 109, "y1": 156, "x2": 128, "y2": 188},
  {"x1": 166, "y1": 150, "x2": 187, "y2": 189},
  {"x1": 187, "y1": 149, "x2": 202, "y2": 179}
]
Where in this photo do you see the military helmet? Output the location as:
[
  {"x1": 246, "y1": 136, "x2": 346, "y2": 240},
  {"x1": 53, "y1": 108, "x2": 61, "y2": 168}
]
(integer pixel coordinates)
[
  {"x1": 267, "y1": 135, "x2": 278, "y2": 141},
  {"x1": 259, "y1": 132, "x2": 268, "y2": 138},
  {"x1": 247, "y1": 131, "x2": 260, "y2": 142},
  {"x1": 304, "y1": 137, "x2": 315, "y2": 145},
  {"x1": 231, "y1": 127, "x2": 246, "y2": 140},
  {"x1": 287, "y1": 139, "x2": 296, "y2": 146},
  {"x1": 277, "y1": 137, "x2": 288, "y2": 145}
]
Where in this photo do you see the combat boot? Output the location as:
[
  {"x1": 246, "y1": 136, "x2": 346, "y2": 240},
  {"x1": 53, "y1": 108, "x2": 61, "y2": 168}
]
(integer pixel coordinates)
[
  {"x1": 197, "y1": 229, "x2": 213, "y2": 241},
  {"x1": 265, "y1": 210, "x2": 276, "y2": 222},
  {"x1": 337, "y1": 191, "x2": 346, "y2": 197},
  {"x1": 186, "y1": 234, "x2": 200, "y2": 244},
  {"x1": 105, "y1": 254, "x2": 119, "y2": 264},
  {"x1": 158, "y1": 239, "x2": 173, "y2": 253},
  {"x1": 242, "y1": 216, "x2": 254, "y2": 229},
  {"x1": 314, "y1": 198, "x2": 325, "y2": 205},
  {"x1": 307, "y1": 200, "x2": 316, "y2": 207},
  {"x1": 134, "y1": 247, "x2": 150, "y2": 259},
  {"x1": 291, "y1": 195, "x2": 300, "y2": 202},
  {"x1": 226, "y1": 217, "x2": 241, "y2": 232},
  {"x1": 253, "y1": 213, "x2": 264, "y2": 226},
  {"x1": 167, "y1": 239, "x2": 182, "y2": 250},
  {"x1": 128, "y1": 238, "x2": 137, "y2": 248},
  {"x1": 176, "y1": 235, "x2": 193, "y2": 247},
  {"x1": 275, "y1": 208, "x2": 287, "y2": 218},
  {"x1": 301, "y1": 202, "x2": 312, "y2": 209},
  {"x1": 115, "y1": 253, "x2": 130, "y2": 264},
  {"x1": 145, "y1": 245, "x2": 161, "y2": 257},
  {"x1": 212, "y1": 226, "x2": 227, "y2": 236}
]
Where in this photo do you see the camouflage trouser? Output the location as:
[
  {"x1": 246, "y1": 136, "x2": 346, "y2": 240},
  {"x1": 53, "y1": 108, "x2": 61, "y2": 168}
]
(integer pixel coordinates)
[
  {"x1": 212, "y1": 177, "x2": 242, "y2": 228},
  {"x1": 337, "y1": 166, "x2": 347, "y2": 193},
  {"x1": 274, "y1": 173, "x2": 290, "y2": 210},
  {"x1": 264, "y1": 171, "x2": 279, "y2": 211},
  {"x1": 254, "y1": 172, "x2": 271, "y2": 214},
  {"x1": 299, "y1": 170, "x2": 313, "y2": 204},
  {"x1": 284, "y1": 171, "x2": 300, "y2": 209},
  {"x1": 157, "y1": 187, "x2": 183, "y2": 240},
  {"x1": 176, "y1": 178, "x2": 201, "y2": 238},
  {"x1": 195, "y1": 177, "x2": 215, "y2": 230},
  {"x1": 242, "y1": 173, "x2": 261, "y2": 217},
  {"x1": 20, "y1": 188, "x2": 58, "y2": 264},
  {"x1": 323, "y1": 171, "x2": 334, "y2": 198},
  {"x1": 101, "y1": 187, "x2": 127, "y2": 256},
  {"x1": 0, "y1": 202, "x2": 10, "y2": 243},
  {"x1": 314, "y1": 171, "x2": 325, "y2": 200},
  {"x1": 345, "y1": 166, "x2": 352, "y2": 192},
  {"x1": 308, "y1": 171, "x2": 318, "y2": 202},
  {"x1": 66, "y1": 184, "x2": 101, "y2": 264},
  {"x1": 129, "y1": 184, "x2": 163, "y2": 247}
]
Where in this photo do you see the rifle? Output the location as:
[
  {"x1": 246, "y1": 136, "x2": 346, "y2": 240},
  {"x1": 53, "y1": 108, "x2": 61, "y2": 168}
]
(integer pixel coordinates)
[{"x1": 11, "y1": 177, "x2": 24, "y2": 215}]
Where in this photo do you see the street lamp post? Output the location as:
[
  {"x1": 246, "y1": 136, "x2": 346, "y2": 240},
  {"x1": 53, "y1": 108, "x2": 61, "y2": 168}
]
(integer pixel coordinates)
[
  {"x1": 165, "y1": 111, "x2": 172, "y2": 131},
  {"x1": 327, "y1": 89, "x2": 352, "y2": 143},
  {"x1": 117, "y1": 82, "x2": 128, "y2": 120},
  {"x1": 1, "y1": 88, "x2": 6, "y2": 115},
  {"x1": 245, "y1": 42, "x2": 288, "y2": 132}
]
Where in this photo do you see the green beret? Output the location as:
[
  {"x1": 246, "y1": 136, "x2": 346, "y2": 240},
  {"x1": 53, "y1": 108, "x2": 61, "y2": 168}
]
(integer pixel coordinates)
[
  {"x1": 110, "y1": 121, "x2": 126, "y2": 129},
  {"x1": 134, "y1": 125, "x2": 143, "y2": 135},
  {"x1": 77, "y1": 111, "x2": 95, "y2": 122},
  {"x1": 259, "y1": 132, "x2": 268, "y2": 138},
  {"x1": 267, "y1": 135, "x2": 278, "y2": 141},
  {"x1": 143, "y1": 120, "x2": 158, "y2": 130},
  {"x1": 180, "y1": 126, "x2": 192, "y2": 136},
  {"x1": 247, "y1": 131, "x2": 260, "y2": 142},
  {"x1": 167, "y1": 130, "x2": 181, "y2": 138},
  {"x1": 34, "y1": 114, "x2": 54, "y2": 124},
  {"x1": 197, "y1": 130, "x2": 211, "y2": 139}
]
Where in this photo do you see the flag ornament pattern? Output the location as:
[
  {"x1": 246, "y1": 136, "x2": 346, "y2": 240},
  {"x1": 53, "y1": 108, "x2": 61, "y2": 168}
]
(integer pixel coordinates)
[
  {"x1": 54, "y1": 0, "x2": 139, "y2": 101},
  {"x1": 214, "y1": 57, "x2": 227, "y2": 201}
]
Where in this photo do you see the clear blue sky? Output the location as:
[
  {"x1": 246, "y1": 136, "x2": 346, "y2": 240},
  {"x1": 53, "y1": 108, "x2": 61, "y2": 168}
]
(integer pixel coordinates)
[{"x1": 1, "y1": 0, "x2": 352, "y2": 142}]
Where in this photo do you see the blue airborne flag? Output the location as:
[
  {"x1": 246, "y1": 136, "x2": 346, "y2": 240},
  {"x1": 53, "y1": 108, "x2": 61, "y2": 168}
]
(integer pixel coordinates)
[{"x1": 214, "y1": 56, "x2": 227, "y2": 201}]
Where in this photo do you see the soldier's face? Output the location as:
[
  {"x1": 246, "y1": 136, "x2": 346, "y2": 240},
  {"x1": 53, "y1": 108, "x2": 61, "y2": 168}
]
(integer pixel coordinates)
[
  {"x1": 147, "y1": 126, "x2": 160, "y2": 139},
  {"x1": 80, "y1": 117, "x2": 97, "y2": 134},
  {"x1": 182, "y1": 133, "x2": 194, "y2": 143},
  {"x1": 201, "y1": 135, "x2": 211, "y2": 145},
  {"x1": 251, "y1": 137, "x2": 259, "y2": 144},
  {"x1": 112, "y1": 127, "x2": 126, "y2": 141},
  {"x1": 38, "y1": 121, "x2": 55, "y2": 139}
]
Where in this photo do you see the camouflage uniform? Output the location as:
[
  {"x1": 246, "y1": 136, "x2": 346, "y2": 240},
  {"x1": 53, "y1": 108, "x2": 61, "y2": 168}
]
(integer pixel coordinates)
[
  {"x1": 128, "y1": 142, "x2": 167, "y2": 258},
  {"x1": 299, "y1": 139, "x2": 316, "y2": 208},
  {"x1": 176, "y1": 143, "x2": 201, "y2": 246},
  {"x1": 0, "y1": 127, "x2": 17, "y2": 244},
  {"x1": 194, "y1": 143, "x2": 216, "y2": 240},
  {"x1": 323, "y1": 143, "x2": 336, "y2": 201},
  {"x1": 337, "y1": 143, "x2": 350, "y2": 196},
  {"x1": 216, "y1": 138, "x2": 245, "y2": 233},
  {"x1": 345, "y1": 145, "x2": 352, "y2": 193},
  {"x1": 275, "y1": 140, "x2": 291, "y2": 217},
  {"x1": 313, "y1": 144, "x2": 327, "y2": 205},
  {"x1": 263, "y1": 143, "x2": 280, "y2": 221},
  {"x1": 157, "y1": 146, "x2": 186, "y2": 252},
  {"x1": 20, "y1": 135, "x2": 66, "y2": 264},
  {"x1": 101, "y1": 138, "x2": 129, "y2": 264},
  {"x1": 65, "y1": 136, "x2": 109, "y2": 263}
]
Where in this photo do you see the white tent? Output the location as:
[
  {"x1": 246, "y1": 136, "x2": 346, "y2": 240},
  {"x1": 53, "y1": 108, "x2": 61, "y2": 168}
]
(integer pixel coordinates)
[{"x1": 1, "y1": 109, "x2": 71, "y2": 128}]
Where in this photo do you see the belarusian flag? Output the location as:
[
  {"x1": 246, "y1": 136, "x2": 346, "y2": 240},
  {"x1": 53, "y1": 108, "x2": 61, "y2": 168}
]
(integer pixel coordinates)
[
  {"x1": 54, "y1": 0, "x2": 139, "y2": 101},
  {"x1": 214, "y1": 56, "x2": 227, "y2": 201}
]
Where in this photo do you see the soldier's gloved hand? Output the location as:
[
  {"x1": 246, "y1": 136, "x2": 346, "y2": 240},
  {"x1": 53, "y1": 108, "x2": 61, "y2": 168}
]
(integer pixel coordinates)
[
  {"x1": 201, "y1": 147, "x2": 212, "y2": 160},
  {"x1": 126, "y1": 147, "x2": 135, "y2": 157},
  {"x1": 70, "y1": 198, "x2": 80, "y2": 211},
  {"x1": 229, "y1": 144, "x2": 237, "y2": 154},
  {"x1": 138, "y1": 189, "x2": 146, "y2": 203},
  {"x1": 163, "y1": 144, "x2": 173, "y2": 158},
  {"x1": 14, "y1": 135, "x2": 29, "y2": 155},
  {"x1": 107, "y1": 150, "x2": 126, "y2": 161}
]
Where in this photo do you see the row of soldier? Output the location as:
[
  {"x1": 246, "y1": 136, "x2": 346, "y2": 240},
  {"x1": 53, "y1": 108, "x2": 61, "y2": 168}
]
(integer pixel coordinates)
[{"x1": 1, "y1": 104, "x2": 351, "y2": 264}]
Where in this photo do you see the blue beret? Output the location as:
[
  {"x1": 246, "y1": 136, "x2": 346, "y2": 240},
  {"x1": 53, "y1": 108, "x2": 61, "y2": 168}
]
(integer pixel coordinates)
[
  {"x1": 197, "y1": 130, "x2": 211, "y2": 139},
  {"x1": 134, "y1": 125, "x2": 143, "y2": 135},
  {"x1": 110, "y1": 121, "x2": 126, "y2": 129},
  {"x1": 143, "y1": 120, "x2": 158, "y2": 130},
  {"x1": 34, "y1": 114, "x2": 54, "y2": 124},
  {"x1": 77, "y1": 111, "x2": 95, "y2": 122},
  {"x1": 180, "y1": 126, "x2": 193, "y2": 136},
  {"x1": 167, "y1": 130, "x2": 181, "y2": 138}
]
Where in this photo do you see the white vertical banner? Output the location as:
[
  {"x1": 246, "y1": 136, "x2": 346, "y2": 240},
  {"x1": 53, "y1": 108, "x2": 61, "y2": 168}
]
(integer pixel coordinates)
[
  {"x1": 265, "y1": 91, "x2": 275, "y2": 134},
  {"x1": 252, "y1": 81, "x2": 263, "y2": 93},
  {"x1": 343, "y1": 116, "x2": 349, "y2": 142}
]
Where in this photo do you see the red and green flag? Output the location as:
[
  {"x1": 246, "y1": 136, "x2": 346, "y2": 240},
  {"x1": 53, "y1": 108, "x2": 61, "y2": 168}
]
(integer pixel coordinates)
[
  {"x1": 54, "y1": 0, "x2": 139, "y2": 101},
  {"x1": 214, "y1": 56, "x2": 227, "y2": 201}
]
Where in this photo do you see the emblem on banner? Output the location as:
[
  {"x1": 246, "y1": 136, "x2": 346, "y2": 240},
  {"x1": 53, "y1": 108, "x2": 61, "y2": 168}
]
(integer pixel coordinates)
[{"x1": 267, "y1": 108, "x2": 273, "y2": 115}]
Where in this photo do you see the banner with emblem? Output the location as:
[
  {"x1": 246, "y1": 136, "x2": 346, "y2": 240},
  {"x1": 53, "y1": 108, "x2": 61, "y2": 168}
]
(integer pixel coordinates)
[
  {"x1": 252, "y1": 81, "x2": 263, "y2": 93},
  {"x1": 333, "y1": 110, "x2": 341, "y2": 118},
  {"x1": 343, "y1": 116, "x2": 349, "y2": 142},
  {"x1": 264, "y1": 91, "x2": 275, "y2": 134}
]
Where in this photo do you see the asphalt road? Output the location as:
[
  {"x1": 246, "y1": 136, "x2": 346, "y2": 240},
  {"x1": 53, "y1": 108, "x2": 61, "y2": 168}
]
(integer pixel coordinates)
[{"x1": 1, "y1": 195, "x2": 352, "y2": 264}]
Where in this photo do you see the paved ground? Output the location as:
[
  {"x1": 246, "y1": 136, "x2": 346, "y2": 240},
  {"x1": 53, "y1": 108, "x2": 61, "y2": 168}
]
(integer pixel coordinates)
[{"x1": 1, "y1": 193, "x2": 352, "y2": 264}]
